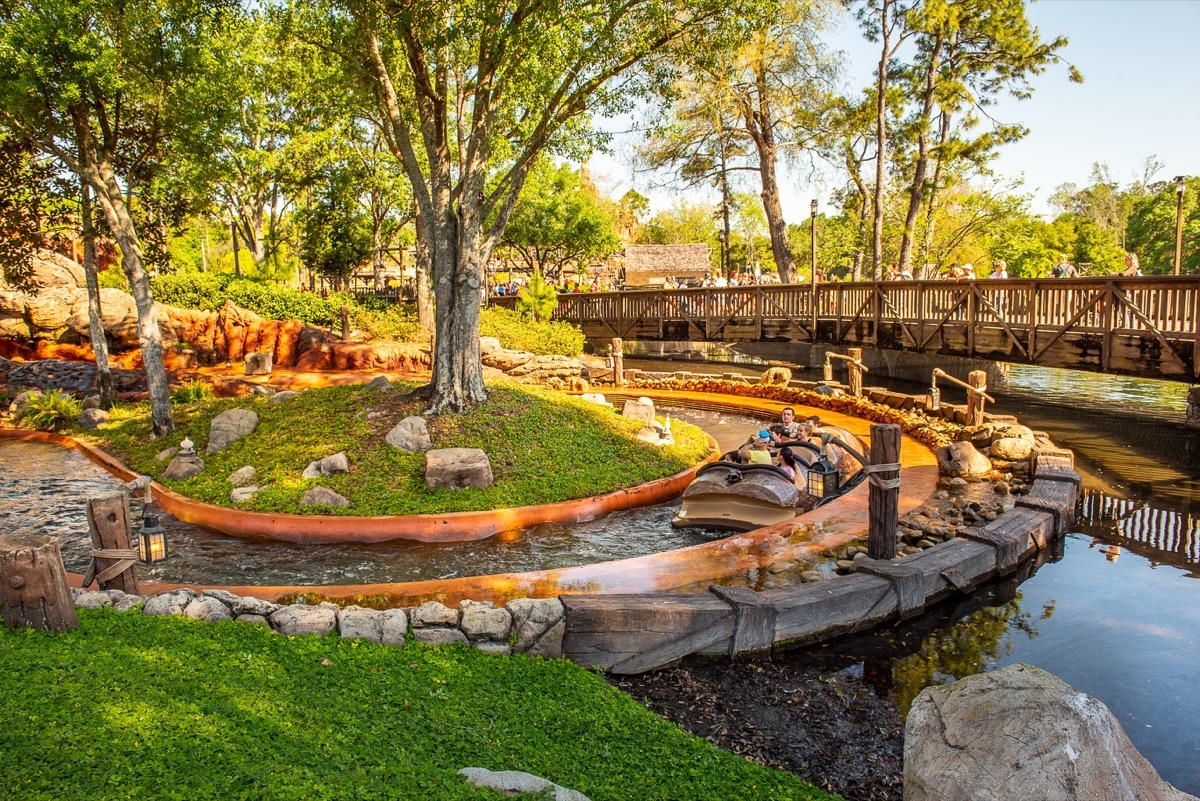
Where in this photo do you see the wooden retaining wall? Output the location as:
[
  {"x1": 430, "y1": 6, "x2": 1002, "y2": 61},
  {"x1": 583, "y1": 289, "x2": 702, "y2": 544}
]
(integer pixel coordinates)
[{"x1": 562, "y1": 439, "x2": 1079, "y2": 674}]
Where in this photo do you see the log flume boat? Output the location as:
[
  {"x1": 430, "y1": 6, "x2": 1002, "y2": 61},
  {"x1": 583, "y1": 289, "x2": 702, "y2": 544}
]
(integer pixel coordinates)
[{"x1": 671, "y1": 425, "x2": 868, "y2": 532}]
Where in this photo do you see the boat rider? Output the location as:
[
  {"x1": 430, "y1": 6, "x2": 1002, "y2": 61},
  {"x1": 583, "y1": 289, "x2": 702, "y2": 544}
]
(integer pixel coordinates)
[
  {"x1": 768, "y1": 407, "x2": 801, "y2": 445},
  {"x1": 737, "y1": 430, "x2": 775, "y2": 465}
]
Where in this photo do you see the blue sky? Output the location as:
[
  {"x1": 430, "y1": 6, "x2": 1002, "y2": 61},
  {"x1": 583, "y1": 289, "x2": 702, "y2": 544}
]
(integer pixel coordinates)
[{"x1": 591, "y1": 0, "x2": 1200, "y2": 221}]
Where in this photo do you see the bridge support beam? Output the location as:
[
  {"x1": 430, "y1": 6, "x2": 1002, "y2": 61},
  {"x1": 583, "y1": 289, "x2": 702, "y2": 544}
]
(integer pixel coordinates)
[{"x1": 1188, "y1": 386, "x2": 1200, "y2": 430}]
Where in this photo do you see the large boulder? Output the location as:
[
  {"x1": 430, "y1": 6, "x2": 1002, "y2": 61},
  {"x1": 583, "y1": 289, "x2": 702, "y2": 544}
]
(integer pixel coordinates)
[
  {"x1": 299, "y1": 487, "x2": 350, "y2": 508},
  {"x1": 386, "y1": 416, "x2": 433, "y2": 452},
  {"x1": 77, "y1": 408, "x2": 109, "y2": 430},
  {"x1": 622, "y1": 397, "x2": 656, "y2": 423},
  {"x1": 425, "y1": 448, "x2": 494, "y2": 491},
  {"x1": 905, "y1": 663, "x2": 1198, "y2": 801},
  {"x1": 206, "y1": 408, "x2": 258, "y2": 454},
  {"x1": 506, "y1": 598, "x2": 566, "y2": 658},
  {"x1": 760, "y1": 366, "x2": 792, "y2": 387},
  {"x1": 269, "y1": 603, "x2": 338, "y2": 636},
  {"x1": 936, "y1": 440, "x2": 993, "y2": 477},
  {"x1": 244, "y1": 352, "x2": 273, "y2": 375},
  {"x1": 162, "y1": 455, "x2": 204, "y2": 480}
]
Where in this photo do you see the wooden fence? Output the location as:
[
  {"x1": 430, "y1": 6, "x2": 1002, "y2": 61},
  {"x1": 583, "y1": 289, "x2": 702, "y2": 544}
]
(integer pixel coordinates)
[{"x1": 503, "y1": 276, "x2": 1200, "y2": 382}]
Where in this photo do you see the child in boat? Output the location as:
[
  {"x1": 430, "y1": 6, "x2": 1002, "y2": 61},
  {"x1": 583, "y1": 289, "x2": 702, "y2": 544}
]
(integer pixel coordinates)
[
  {"x1": 777, "y1": 446, "x2": 802, "y2": 480},
  {"x1": 739, "y1": 430, "x2": 774, "y2": 465}
]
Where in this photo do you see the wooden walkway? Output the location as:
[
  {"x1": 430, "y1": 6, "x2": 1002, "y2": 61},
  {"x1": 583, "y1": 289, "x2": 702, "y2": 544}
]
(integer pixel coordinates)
[{"x1": 506, "y1": 276, "x2": 1200, "y2": 382}]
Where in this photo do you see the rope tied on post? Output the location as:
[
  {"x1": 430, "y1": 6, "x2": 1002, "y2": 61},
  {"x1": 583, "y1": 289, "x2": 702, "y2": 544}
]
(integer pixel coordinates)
[
  {"x1": 83, "y1": 548, "x2": 139, "y2": 587},
  {"x1": 863, "y1": 462, "x2": 902, "y2": 490},
  {"x1": 931, "y1": 368, "x2": 995, "y2": 403}
]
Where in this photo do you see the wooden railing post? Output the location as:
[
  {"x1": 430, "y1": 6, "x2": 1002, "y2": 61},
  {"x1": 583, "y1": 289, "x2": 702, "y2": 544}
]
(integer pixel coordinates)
[
  {"x1": 85, "y1": 491, "x2": 140, "y2": 595},
  {"x1": 867, "y1": 423, "x2": 901, "y2": 560},
  {"x1": 0, "y1": 533, "x2": 79, "y2": 632},
  {"x1": 848, "y1": 347, "x2": 864, "y2": 397},
  {"x1": 340, "y1": 305, "x2": 350, "y2": 342},
  {"x1": 967, "y1": 370, "x2": 988, "y2": 425},
  {"x1": 611, "y1": 337, "x2": 624, "y2": 386}
]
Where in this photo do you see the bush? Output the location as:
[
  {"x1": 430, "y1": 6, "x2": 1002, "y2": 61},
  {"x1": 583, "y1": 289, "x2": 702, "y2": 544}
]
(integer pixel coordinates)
[
  {"x1": 18, "y1": 389, "x2": 82, "y2": 431},
  {"x1": 480, "y1": 307, "x2": 585, "y2": 356},
  {"x1": 171, "y1": 380, "x2": 216, "y2": 405},
  {"x1": 148, "y1": 274, "x2": 348, "y2": 328}
]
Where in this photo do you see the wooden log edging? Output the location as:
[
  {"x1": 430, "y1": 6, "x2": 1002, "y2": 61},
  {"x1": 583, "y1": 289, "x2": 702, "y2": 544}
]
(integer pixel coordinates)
[
  {"x1": 561, "y1": 435, "x2": 1079, "y2": 674},
  {"x1": 0, "y1": 428, "x2": 719, "y2": 544}
]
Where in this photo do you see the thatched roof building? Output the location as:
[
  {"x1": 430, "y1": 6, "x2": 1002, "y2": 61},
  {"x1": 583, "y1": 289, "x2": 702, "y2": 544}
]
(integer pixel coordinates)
[{"x1": 619, "y1": 244, "x2": 712, "y2": 287}]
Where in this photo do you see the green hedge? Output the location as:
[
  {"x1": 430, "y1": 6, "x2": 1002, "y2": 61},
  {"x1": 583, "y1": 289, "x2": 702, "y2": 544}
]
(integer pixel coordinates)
[{"x1": 481, "y1": 306, "x2": 585, "y2": 356}]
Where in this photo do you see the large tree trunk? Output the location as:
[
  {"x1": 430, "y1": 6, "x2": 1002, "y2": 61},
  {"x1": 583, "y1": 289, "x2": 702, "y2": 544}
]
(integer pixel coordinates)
[
  {"x1": 426, "y1": 197, "x2": 486, "y2": 413},
  {"x1": 414, "y1": 208, "x2": 434, "y2": 335},
  {"x1": 919, "y1": 110, "x2": 953, "y2": 277},
  {"x1": 81, "y1": 182, "x2": 114, "y2": 407},
  {"x1": 747, "y1": 66, "x2": 796, "y2": 284},
  {"x1": 87, "y1": 157, "x2": 174, "y2": 436},
  {"x1": 898, "y1": 37, "x2": 942, "y2": 277},
  {"x1": 872, "y1": 0, "x2": 891, "y2": 281}
]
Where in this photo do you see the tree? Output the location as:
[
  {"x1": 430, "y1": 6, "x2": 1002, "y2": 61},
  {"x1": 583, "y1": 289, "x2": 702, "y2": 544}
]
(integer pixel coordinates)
[
  {"x1": 638, "y1": 200, "x2": 721, "y2": 252},
  {"x1": 516, "y1": 273, "x2": 559, "y2": 323},
  {"x1": 300, "y1": 164, "x2": 374, "y2": 289},
  {"x1": 299, "y1": 0, "x2": 760, "y2": 413},
  {"x1": 1125, "y1": 177, "x2": 1200, "y2": 275},
  {"x1": 615, "y1": 189, "x2": 651, "y2": 241},
  {"x1": 0, "y1": 0, "x2": 241, "y2": 436},
  {"x1": 500, "y1": 161, "x2": 621, "y2": 281}
]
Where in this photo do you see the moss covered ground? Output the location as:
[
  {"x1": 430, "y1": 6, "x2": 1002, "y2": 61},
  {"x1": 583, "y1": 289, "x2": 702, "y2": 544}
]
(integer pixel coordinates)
[{"x1": 0, "y1": 610, "x2": 838, "y2": 801}]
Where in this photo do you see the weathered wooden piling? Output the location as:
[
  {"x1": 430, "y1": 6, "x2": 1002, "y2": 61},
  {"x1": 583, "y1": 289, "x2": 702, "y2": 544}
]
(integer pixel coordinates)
[
  {"x1": 0, "y1": 533, "x2": 79, "y2": 632},
  {"x1": 867, "y1": 423, "x2": 901, "y2": 560},
  {"x1": 85, "y1": 491, "x2": 139, "y2": 595}
]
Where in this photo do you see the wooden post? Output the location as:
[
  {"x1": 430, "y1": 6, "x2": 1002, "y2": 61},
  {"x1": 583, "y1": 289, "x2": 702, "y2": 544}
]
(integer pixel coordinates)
[
  {"x1": 0, "y1": 533, "x2": 79, "y2": 632},
  {"x1": 848, "y1": 347, "x2": 863, "y2": 397},
  {"x1": 341, "y1": 305, "x2": 350, "y2": 342},
  {"x1": 967, "y1": 370, "x2": 988, "y2": 426},
  {"x1": 611, "y1": 337, "x2": 624, "y2": 386},
  {"x1": 867, "y1": 423, "x2": 901, "y2": 561},
  {"x1": 85, "y1": 492, "x2": 139, "y2": 595}
]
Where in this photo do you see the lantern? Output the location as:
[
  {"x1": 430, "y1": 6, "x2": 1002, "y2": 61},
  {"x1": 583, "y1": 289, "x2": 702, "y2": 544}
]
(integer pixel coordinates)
[
  {"x1": 138, "y1": 505, "x2": 169, "y2": 564},
  {"x1": 179, "y1": 437, "x2": 195, "y2": 457},
  {"x1": 926, "y1": 385, "x2": 941, "y2": 411},
  {"x1": 822, "y1": 356, "x2": 833, "y2": 382},
  {"x1": 807, "y1": 455, "x2": 839, "y2": 499}
]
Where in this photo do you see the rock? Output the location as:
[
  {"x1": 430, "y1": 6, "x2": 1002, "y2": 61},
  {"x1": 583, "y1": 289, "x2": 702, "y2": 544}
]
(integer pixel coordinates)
[
  {"x1": 992, "y1": 436, "x2": 1034, "y2": 461},
  {"x1": 948, "y1": 476, "x2": 968, "y2": 486},
  {"x1": 458, "y1": 768, "x2": 590, "y2": 801},
  {"x1": 479, "y1": 336, "x2": 503, "y2": 355},
  {"x1": 82, "y1": 395, "x2": 101, "y2": 410},
  {"x1": 412, "y1": 628, "x2": 469, "y2": 647},
  {"x1": 184, "y1": 596, "x2": 233, "y2": 623},
  {"x1": 143, "y1": 589, "x2": 195, "y2": 617},
  {"x1": 760, "y1": 366, "x2": 792, "y2": 387},
  {"x1": 320, "y1": 452, "x2": 350, "y2": 474},
  {"x1": 76, "y1": 591, "x2": 112, "y2": 610},
  {"x1": 579, "y1": 393, "x2": 613, "y2": 408},
  {"x1": 251, "y1": 384, "x2": 276, "y2": 397},
  {"x1": 459, "y1": 601, "x2": 511, "y2": 641},
  {"x1": 936, "y1": 440, "x2": 993, "y2": 477},
  {"x1": 917, "y1": 539, "x2": 936, "y2": 549},
  {"x1": 483, "y1": 348, "x2": 535, "y2": 372},
  {"x1": 269, "y1": 390, "x2": 300, "y2": 404},
  {"x1": 230, "y1": 486, "x2": 260, "y2": 504},
  {"x1": 621, "y1": 398, "x2": 656, "y2": 423},
  {"x1": 386, "y1": 416, "x2": 432, "y2": 452},
  {"x1": 200, "y1": 589, "x2": 242, "y2": 607},
  {"x1": 636, "y1": 425, "x2": 673, "y2": 446},
  {"x1": 270, "y1": 603, "x2": 338, "y2": 636},
  {"x1": 206, "y1": 408, "x2": 258, "y2": 454},
  {"x1": 411, "y1": 601, "x2": 459, "y2": 628},
  {"x1": 904, "y1": 663, "x2": 1197, "y2": 801},
  {"x1": 236, "y1": 614, "x2": 270, "y2": 626},
  {"x1": 299, "y1": 487, "x2": 349, "y2": 508},
  {"x1": 301, "y1": 460, "x2": 323, "y2": 479},
  {"x1": 425, "y1": 448, "x2": 494, "y2": 491},
  {"x1": 473, "y1": 641, "x2": 512, "y2": 656},
  {"x1": 228, "y1": 466, "x2": 257, "y2": 486},
  {"x1": 994, "y1": 481, "x2": 1010, "y2": 494},
  {"x1": 232, "y1": 596, "x2": 280, "y2": 618},
  {"x1": 77, "y1": 407, "x2": 109, "y2": 430},
  {"x1": 365, "y1": 374, "x2": 392, "y2": 390},
  {"x1": 162, "y1": 455, "x2": 204, "y2": 480},
  {"x1": 112, "y1": 594, "x2": 143, "y2": 612},
  {"x1": 835, "y1": 559, "x2": 857, "y2": 571},
  {"x1": 380, "y1": 608, "x2": 408, "y2": 646},
  {"x1": 800, "y1": 570, "x2": 825, "y2": 583},
  {"x1": 506, "y1": 598, "x2": 566, "y2": 658},
  {"x1": 9, "y1": 391, "x2": 35, "y2": 418},
  {"x1": 244, "y1": 352, "x2": 273, "y2": 375},
  {"x1": 155, "y1": 446, "x2": 180, "y2": 462},
  {"x1": 338, "y1": 606, "x2": 384, "y2": 643}
]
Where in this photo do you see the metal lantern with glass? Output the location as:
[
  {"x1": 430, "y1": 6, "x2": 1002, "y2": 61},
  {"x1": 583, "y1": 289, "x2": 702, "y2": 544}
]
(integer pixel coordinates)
[
  {"x1": 138, "y1": 502, "x2": 169, "y2": 564},
  {"x1": 806, "y1": 436, "x2": 840, "y2": 500}
]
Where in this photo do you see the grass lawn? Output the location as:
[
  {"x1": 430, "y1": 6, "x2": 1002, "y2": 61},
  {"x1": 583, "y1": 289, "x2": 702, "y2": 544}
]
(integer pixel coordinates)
[
  {"x1": 86, "y1": 382, "x2": 711, "y2": 516},
  {"x1": 0, "y1": 611, "x2": 838, "y2": 801}
]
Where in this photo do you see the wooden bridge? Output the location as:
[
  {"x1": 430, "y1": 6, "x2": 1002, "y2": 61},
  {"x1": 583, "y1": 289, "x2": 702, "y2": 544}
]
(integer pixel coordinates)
[{"x1": 517, "y1": 276, "x2": 1200, "y2": 382}]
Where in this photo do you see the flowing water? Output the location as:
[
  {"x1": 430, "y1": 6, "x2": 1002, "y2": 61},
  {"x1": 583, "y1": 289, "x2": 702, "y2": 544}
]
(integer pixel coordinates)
[{"x1": 2, "y1": 353, "x2": 1198, "y2": 791}]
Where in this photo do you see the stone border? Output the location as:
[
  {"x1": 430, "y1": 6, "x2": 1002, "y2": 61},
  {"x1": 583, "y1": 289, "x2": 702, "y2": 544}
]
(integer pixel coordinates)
[
  {"x1": 0, "y1": 428, "x2": 719, "y2": 544},
  {"x1": 69, "y1": 587, "x2": 567, "y2": 659}
]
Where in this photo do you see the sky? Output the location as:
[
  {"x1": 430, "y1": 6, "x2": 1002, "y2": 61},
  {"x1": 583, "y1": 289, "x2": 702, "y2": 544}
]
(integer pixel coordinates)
[{"x1": 588, "y1": 0, "x2": 1200, "y2": 222}]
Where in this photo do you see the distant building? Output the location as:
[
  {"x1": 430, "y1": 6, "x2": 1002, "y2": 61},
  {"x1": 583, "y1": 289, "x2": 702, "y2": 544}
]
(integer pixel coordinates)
[{"x1": 619, "y1": 244, "x2": 712, "y2": 288}]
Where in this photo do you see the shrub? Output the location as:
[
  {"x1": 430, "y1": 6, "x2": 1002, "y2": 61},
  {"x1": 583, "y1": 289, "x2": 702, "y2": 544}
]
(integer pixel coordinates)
[
  {"x1": 19, "y1": 389, "x2": 82, "y2": 431},
  {"x1": 150, "y1": 272, "x2": 236, "y2": 310},
  {"x1": 171, "y1": 380, "x2": 216, "y2": 404},
  {"x1": 515, "y1": 272, "x2": 559, "y2": 322},
  {"x1": 480, "y1": 306, "x2": 585, "y2": 356}
]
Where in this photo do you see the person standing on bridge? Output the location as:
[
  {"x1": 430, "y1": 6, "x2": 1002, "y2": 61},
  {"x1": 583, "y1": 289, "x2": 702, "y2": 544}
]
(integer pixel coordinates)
[
  {"x1": 1121, "y1": 252, "x2": 1144, "y2": 277},
  {"x1": 989, "y1": 259, "x2": 1009, "y2": 280},
  {"x1": 1050, "y1": 253, "x2": 1079, "y2": 278}
]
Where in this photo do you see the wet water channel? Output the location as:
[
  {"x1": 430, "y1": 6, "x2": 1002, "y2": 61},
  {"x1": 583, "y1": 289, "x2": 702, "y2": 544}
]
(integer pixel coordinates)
[{"x1": 2, "y1": 355, "x2": 1198, "y2": 791}]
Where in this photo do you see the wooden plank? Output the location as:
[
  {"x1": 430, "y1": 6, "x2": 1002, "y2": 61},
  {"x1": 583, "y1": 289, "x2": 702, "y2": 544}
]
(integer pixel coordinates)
[
  {"x1": 561, "y1": 594, "x2": 732, "y2": 671},
  {"x1": 709, "y1": 585, "x2": 777, "y2": 657},
  {"x1": 959, "y1": 507, "x2": 1050, "y2": 572},
  {"x1": 769, "y1": 574, "x2": 896, "y2": 646},
  {"x1": 85, "y1": 491, "x2": 139, "y2": 595},
  {"x1": 940, "y1": 566, "x2": 976, "y2": 594}
]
